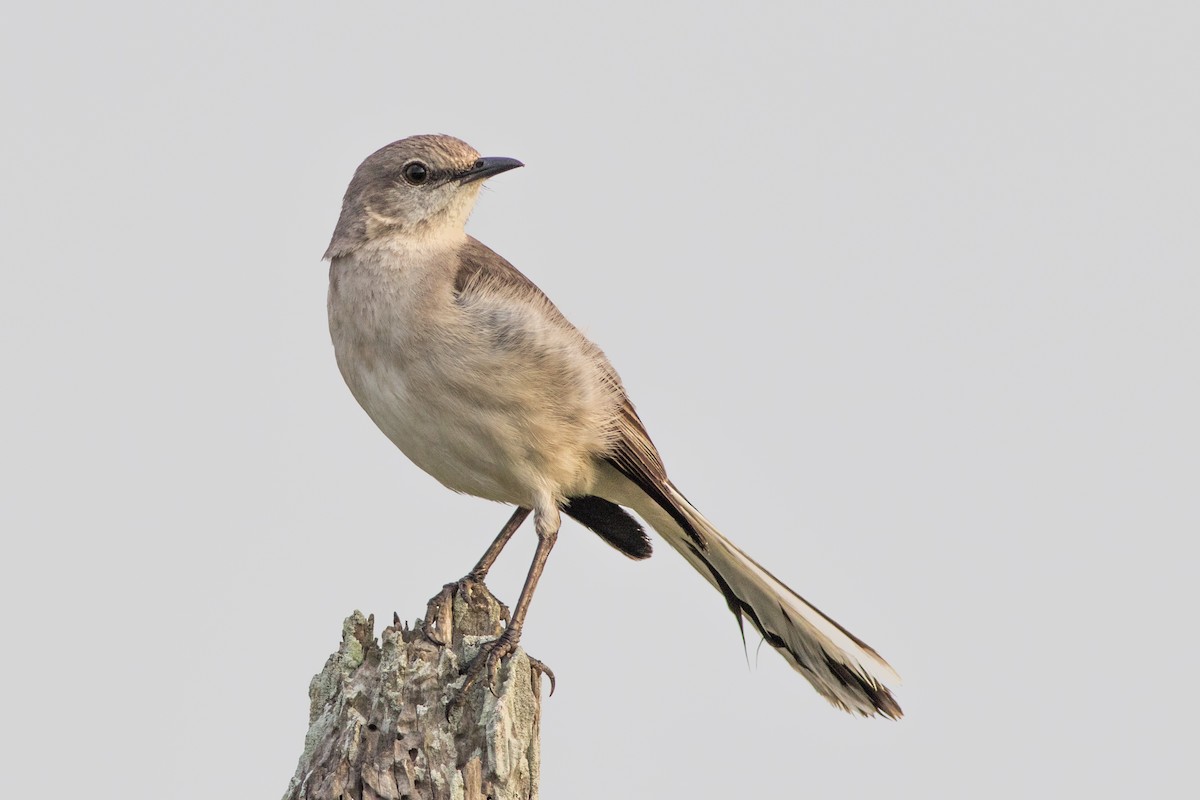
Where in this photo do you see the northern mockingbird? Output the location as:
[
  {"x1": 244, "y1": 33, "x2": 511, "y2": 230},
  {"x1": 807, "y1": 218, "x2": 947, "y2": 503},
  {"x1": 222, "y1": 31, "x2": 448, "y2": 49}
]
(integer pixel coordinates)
[{"x1": 326, "y1": 134, "x2": 901, "y2": 718}]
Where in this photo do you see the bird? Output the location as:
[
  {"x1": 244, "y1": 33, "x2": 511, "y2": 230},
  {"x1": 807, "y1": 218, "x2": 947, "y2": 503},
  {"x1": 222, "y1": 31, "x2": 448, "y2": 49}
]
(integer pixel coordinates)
[{"x1": 325, "y1": 134, "x2": 902, "y2": 718}]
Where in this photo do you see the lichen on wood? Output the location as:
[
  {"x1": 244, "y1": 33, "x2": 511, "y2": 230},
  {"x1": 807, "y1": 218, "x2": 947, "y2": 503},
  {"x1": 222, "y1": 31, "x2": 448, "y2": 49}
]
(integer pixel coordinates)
[{"x1": 282, "y1": 581, "x2": 542, "y2": 800}]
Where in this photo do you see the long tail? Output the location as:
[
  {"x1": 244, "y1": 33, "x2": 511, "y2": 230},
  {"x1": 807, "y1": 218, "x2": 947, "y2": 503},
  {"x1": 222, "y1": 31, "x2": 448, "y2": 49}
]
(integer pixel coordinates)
[{"x1": 599, "y1": 470, "x2": 902, "y2": 717}]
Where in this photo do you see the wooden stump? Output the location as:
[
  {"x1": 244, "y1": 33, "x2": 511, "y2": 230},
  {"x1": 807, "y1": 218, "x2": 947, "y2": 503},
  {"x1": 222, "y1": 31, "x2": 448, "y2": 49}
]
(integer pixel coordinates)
[{"x1": 282, "y1": 581, "x2": 543, "y2": 800}]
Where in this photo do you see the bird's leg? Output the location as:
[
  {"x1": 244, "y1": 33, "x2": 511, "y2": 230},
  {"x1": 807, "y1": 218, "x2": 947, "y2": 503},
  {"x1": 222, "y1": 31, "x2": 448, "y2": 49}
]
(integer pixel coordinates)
[
  {"x1": 461, "y1": 505, "x2": 560, "y2": 695},
  {"x1": 465, "y1": 506, "x2": 531, "y2": 582}
]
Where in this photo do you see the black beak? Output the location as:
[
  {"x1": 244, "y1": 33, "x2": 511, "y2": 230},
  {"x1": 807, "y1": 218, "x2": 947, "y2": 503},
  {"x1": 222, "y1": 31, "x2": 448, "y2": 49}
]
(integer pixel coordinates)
[{"x1": 459, "y1": 156, "x2": 524, "y2": 185}]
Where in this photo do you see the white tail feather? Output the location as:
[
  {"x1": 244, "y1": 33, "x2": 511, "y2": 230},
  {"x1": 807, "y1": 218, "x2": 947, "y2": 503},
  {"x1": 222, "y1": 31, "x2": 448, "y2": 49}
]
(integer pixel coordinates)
[{"x1": 595, "y1": 467, "x2": 902, "y2": 717}]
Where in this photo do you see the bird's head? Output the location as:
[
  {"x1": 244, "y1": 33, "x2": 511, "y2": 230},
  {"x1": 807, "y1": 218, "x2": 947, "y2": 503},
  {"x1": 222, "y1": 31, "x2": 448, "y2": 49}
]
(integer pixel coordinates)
[{"x1": 324, "y1": 134, "x2": 523, "y2": 259}]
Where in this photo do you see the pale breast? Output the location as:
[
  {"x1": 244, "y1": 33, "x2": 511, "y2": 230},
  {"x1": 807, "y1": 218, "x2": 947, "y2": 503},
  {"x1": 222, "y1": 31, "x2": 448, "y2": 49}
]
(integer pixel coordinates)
[{"x1": 328, "y1": 248, "x2": 622, "y2": 506}]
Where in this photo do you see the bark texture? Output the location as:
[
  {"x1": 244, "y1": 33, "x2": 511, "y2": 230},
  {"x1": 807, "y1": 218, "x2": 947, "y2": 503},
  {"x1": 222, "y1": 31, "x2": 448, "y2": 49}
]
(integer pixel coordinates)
[{"x1": 282, "y1": 581, "x2": 542, "y2": 800}]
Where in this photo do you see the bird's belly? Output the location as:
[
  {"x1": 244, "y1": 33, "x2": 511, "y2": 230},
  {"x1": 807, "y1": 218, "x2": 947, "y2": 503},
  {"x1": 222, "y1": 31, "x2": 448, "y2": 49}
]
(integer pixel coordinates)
[{"x1": 334, "y1": 338, "x2": 599, "y2": 505}]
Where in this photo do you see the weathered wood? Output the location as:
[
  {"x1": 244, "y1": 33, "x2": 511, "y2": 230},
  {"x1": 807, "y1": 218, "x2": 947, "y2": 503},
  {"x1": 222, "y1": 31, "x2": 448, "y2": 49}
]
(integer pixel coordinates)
[{"x1": 283, "y1": 581, "x2": 542, "y2": 800}]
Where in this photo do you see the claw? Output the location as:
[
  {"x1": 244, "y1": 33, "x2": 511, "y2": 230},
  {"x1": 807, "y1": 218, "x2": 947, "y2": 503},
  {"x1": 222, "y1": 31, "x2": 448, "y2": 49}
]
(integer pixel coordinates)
[{"x1": 527, "y1": 656, "x2": 556, "y2": 696}]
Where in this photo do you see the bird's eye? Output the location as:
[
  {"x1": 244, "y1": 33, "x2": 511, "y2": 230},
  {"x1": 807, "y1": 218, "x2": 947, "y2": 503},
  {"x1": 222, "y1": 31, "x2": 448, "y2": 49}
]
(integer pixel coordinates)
[{"x1": 402, "y1": 162, "x2": 429, "y2": 185}]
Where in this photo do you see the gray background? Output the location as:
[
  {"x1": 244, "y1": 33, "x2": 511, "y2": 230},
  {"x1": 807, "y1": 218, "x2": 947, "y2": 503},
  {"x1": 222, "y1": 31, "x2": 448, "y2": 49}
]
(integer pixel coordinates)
[{"x1": 3, "y1": 2, "x2": 1197, "y2": 797}]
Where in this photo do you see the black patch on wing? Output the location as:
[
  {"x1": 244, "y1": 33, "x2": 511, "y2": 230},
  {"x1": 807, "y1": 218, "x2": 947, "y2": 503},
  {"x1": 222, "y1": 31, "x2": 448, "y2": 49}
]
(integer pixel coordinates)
[{"x1": 562, "y1": 496, "x2": 652, "y2": 560}]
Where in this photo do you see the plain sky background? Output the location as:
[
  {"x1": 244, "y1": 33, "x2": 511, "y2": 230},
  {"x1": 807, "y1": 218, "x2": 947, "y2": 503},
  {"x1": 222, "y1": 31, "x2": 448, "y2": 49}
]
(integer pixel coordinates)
[{"x1": 2, "y1": 2, "x2": 1197, "y2": 797}]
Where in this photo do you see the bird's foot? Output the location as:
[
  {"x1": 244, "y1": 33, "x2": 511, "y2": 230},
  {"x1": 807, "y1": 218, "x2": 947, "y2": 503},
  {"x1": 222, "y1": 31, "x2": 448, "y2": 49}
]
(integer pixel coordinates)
[
  {"x1": 460, "y1": 625, "x2": 522, "y2": 698},
  {"x1": 457, "y1": 625, "x2": 556, "y2": 701},
  {"x1": 462, "y1": 567, "x2": 489, "y2": 585}
]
